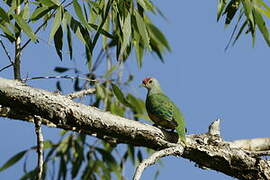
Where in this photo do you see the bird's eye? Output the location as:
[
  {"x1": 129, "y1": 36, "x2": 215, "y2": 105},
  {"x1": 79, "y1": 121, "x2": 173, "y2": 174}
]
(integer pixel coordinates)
[{"x1": 148, "y1": 80, "x2": 152, "y2": 84}]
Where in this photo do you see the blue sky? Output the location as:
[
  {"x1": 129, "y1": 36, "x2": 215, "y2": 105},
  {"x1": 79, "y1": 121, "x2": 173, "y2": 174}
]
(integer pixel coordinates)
[{"x1": 1, "y1": 1, "x2": 270, "y2": 179}]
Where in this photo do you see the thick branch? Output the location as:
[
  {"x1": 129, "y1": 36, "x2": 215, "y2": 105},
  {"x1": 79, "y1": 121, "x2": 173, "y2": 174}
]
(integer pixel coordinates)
[
  {"x1": 230, "y1": 138, "x2": 270, "y2": 151},
  {"x1": 0, "y1": 78, "x2": 270, "y2": 180}
]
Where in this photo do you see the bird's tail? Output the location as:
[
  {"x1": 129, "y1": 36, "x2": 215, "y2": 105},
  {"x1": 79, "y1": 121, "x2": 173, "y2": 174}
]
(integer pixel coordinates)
[{"x1": 176, "y1": 125, "x2": 186, "y2": 143}]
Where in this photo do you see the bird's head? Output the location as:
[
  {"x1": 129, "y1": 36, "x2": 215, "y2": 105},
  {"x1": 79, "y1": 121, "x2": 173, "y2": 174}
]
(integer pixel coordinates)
[{"x1": 141, "y1": 77, "x2": 160, "y2": 90}]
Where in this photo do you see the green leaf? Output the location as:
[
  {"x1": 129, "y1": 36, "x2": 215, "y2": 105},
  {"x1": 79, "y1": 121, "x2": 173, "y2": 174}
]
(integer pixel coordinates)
[
  {"x1": 134, "y1": 113, "x2": 151, "y2": 121},
  {"x1": 255, "y1": 0, "x2": 270, "y2": 18},
  {"x1": 51, "y1": 0, "x2": 60, "y2": 6},
  {"x1": 12, "y1": 14, "x2": 37, "y2": 41},
  {"x1": 70, "y1": 17, "x2": 85, "y2": 44},
  {"x1": 102, "y1": 15, "x2": 110, "y2": 48},
  {"x1": 62, "y1": 11, "x2": 72, "y2": 32},
  {"x1": 31, "y1": 6, "x2": 52, "y2": 21},
  {"x1": 39, "y1": 0, "x2": 58, "y2": 7},
  {"x1": 104, "y1": 65, "x2": 118, "y2": 79},
  {"x1": 85, "y1": 45, "x2": 92, "y2": 71},
  {"x1": 253, "y1": 7, "x2": 270, "y2": 46},
  {"x1": 126, "y1": 94, "x2": 145, "y2": 114},
  {"x1": 147, "y1": 23, "x2": 170, "y2": 51},
  {"x1": 58, "y1": 155, "x2": 67, "y2": 180},
  {"x1": 134, "y1": 10, "x2": 150, "y2": 49},
  {"x1": 54, "y1": 67, "x2": 70, "y2": 73},
  {"x1": 241, "y1": 0, "x2": 255, "y2": 29},
  {"x1": 256, "y1": 7, "x2": 270, "y2": 18},
  {"x1": 43, "y1": 140, "x2": 54, "y2": 149},
  {"x1": 0, "y1": 150, "x2": 27, "y2": 172},
  {"x1": 73, "y1": 0, "x2": 90, "y2": 30},
  {"x1": 255, "y1": 0, "x2": 270, "y2": 12},
  {"x1": 54, "y1": 26, "x2": 63, "y2": 60},
  {"x1": 224, "y1": 0, "x2": 240, "y2": 25},
  {"x1": 56, "y1": 81, "x2": 62, "y2": 91},
  {"x1": 67, "y1": 26, "x2": 73, "y2": 60},
  {"x1": 137, "y1": 0, "x2": 147, "y2": 10},
  {"x1": 22, "y1": 3, "x2": 30, "y2": 20},
  {"x1": 133, "y1": 31, "x2": 144, "y2": 68},
  {"x1": 96, "y1": 83, "x2": 106, "y2": 99},
  {"x1": 96, "y1": 147, "x2": 118, "y2": 169},
  {"x1": 110, "y1": 102, "x2": 125, "y2": 116},
  {"x1": 111, "y1": 84, "x2": 130, "y2": 107},
  {"x1": 232, "y1": 20, "x2": 248, "y2": 45},
  {"x1": 128, "y1": 145, "x2": 135, "y2": 165},
  {"x1": 71, "y1": 142, "x2": 84, "y2": 178},
  {"x1": 142, "y1": 0, "x2": 155, "y2": 11},
  {"x1": 0, "y1": 7, "x2": 10, "y2": 22},
  {"x1": 89, "y1": 23, "x2": 114, "y2": 39},
  {"x1": 120, "y1": 12, "x2": 131, "y2": 57},
  {"x1": 217, "y1": 0, "x2": 226, "y2": 21},
  {"x1": 137, "y1": 150, "x2": 143, "y2": 163},
  {"x1": 49, "y1": 7, "x2": 62, "y2": 41},
  {"x1": 20, "y1": 169, "x2": 37, "y2": 180},
  {"x1": 0, "y1": 24, "x2": 15, "y2": 42}
]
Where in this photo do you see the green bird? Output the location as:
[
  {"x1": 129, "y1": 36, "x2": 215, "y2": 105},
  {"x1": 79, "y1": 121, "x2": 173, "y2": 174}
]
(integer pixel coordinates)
[{"x1": 142, "y1": 77, "x2": 186, "y2": 142}]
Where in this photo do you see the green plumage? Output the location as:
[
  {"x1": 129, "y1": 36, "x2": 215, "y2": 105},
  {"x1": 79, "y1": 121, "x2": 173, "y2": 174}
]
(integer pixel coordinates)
[{"x1": 142, "y1": 78, "x2": 186, "y2": 142}]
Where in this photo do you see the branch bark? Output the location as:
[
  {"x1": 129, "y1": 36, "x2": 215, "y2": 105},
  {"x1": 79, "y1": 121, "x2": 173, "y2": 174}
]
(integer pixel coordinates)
[
  {"x1": 0, "y1": 78, "x2": 270, "y2": 180},
  {"x1": 14, "y1": 4, "x2": 21, "y2": 80},
  {"x1": 133, "y1": 145, "x2": 184, "y2": 180},
  {"x1": 34, "y1": 116, "x2": 44, "y2": 180}
]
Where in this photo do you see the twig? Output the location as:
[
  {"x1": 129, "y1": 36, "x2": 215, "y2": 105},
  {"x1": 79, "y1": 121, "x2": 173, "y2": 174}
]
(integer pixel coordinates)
[
  {"x1": 66, "y1": 88, "x2": 96, "y2": 99},
  {"x1": 208, "y1": 118, "x2": 221, "y2": 136},
  {"x1": 0, "y1": 38, "x2": 13, "y2": 64},
  {"x1": 34, "y1": 115, "x2": 44, "y2": 180},
  {"x1": 22, "y1": 76, "x2": 97, "y2": 82},
  {"x1": 0, "y1": 64, "x2": 13, "y2": 72},
  {"x1": 133, "y1": 145, "x2": 184, "y2": 180}
]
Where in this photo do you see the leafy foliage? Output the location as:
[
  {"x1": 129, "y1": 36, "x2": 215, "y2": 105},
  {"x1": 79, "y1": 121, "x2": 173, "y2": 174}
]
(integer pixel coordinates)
[
  {"x1": 0, "y1": 0, "x2": 170, "y2": 65},
  {"x1": 0, "y1": 0, "x2": 163, "y2": 179},
  {"x1": 217, "y1": 0, "x2": 270, "y2": 48}
]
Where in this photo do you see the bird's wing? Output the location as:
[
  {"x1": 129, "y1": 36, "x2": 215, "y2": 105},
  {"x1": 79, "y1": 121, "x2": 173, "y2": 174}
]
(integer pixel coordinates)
[{"x1": 146, "y1": 93, "x2": 178, "y2": 124}]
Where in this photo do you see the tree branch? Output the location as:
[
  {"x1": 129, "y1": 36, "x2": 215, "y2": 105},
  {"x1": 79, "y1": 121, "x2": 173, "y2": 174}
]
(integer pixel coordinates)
[
  {"x1": 0, "y1": 38, "x2": 13, "y2": 64},
  {"x1": 14, "y1": 4, "x2": 22, "y2": 80},
  {"x1": 133, "y1": 145, "x2": 184, "y2": 180},
  {"x1": 34, "y1": 116, "x2": 44, "y2": 180},
  {"x1": 0, "y1": 77, "x2": 270, "y2": 180},
  {"x1": 66, "y1": 88, "x2": 96, "y2": 99},
  {"x1": 230, "y1": 138, "x2": 270, "y2": 151}
]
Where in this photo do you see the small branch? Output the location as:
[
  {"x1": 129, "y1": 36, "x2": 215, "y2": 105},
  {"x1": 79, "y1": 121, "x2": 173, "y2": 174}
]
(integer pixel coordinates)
[
  {"x1": 0, "y1": 64, "x2": 13, "y2": 72},
  {"x1": 133, "y1": 145, "x2": 184, "y2": 180},
  {"x1": 22, "y1": 76, "x2": 96, "y2": 82},
  {"x1": 0, "y1": 38, "x2": 13, "y2": 64},
  {"x1": 66, "y1": 88, "x2": 96, "y2": 99},
  {"x1": 14, "y1": 4, "x2": 22, "y2": 80},
  {"x1": 208, "y1": 118, "x2": 221, "y2": 136},
  {"x1": 34, "y1": 116, "x2": 44, "y2": 180}
]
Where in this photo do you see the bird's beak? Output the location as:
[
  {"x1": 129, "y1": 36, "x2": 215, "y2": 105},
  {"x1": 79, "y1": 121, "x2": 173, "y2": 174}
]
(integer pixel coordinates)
[{"x1": 140, "y1": 83, "x2": 145, "y2": 88}]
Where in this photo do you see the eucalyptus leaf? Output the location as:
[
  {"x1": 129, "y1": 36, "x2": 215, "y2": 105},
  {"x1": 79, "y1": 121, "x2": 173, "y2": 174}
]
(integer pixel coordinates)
[
  {"x1": 12, "y1": 14, "x2": 37, "y2": 41},
  {"x1": 0, "y1": 150, "x2": 27, "y2": 172}
]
